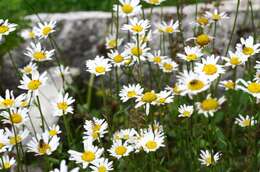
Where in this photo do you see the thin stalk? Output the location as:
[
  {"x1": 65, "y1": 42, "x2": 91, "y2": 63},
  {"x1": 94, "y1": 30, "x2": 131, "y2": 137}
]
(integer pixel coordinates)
[
  {"x1": 36, "y1": 96, "x2": 45, "y2": 132},
  {"x1": 86, "y1": 74, "x2": 95, "y2": 111},
  {"x1": 7, "y1": 51, "x2": 21, "y2": 78},
  {"x1": 115, "y1": 67, "x2": 119, "y2": 97},
  {"x1": 248, "y1": 0, "x2": 256, "y2": 40},
  {"x1": 212, "y1": 22, "x2": 217, "y2": 52},
  {"x1": 116, "y1": 0, "x2": 120, "y2": 48},
  {"x1": 62, "y1": 113, "x2": 72, "y2": 146},
  {"x1": 225, "y1": 0, "x2": 240, "y2": 56}
]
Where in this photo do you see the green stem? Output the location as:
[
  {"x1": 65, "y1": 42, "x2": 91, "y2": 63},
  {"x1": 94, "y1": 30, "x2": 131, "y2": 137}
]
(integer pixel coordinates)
[
  {"x1": 248, "y1": 0, "x2": 256, "y2": 40},
  {"x1": 62, "y1": 114, "x2": 72, "y2": 146},
  {"x1": 86, "y1": 74, "x2": 95, "y2": 111},
  {"x1": 36, "y1": 96, "x2": 45, "y2": 132},
  {"x1": 212, "y1": 22, "x2": 217, "y2": 52}
]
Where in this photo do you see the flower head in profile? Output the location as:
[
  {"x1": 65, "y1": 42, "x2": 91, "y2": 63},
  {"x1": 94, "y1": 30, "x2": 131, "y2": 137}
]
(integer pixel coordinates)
[
  {"x1": 0, "y1": 154, "x2": 16, "y2": 170},
  {"x1": 5, "y1": 128, "x2": 29, "y2": 150},
  {"x1": 21, "y1": 29, "x2": 36, "y2": 40},
  {"x1": 0, "y1": 19, "x2": 17, "y2": 39},
  {"x1": 83, "y1": 117, "x2": 108, "y2": 141},
  {"x1": 148, "y1": 50, "x2": 167, "y2": 65},
  {"x1": 20, "y1": 62, "x2": 38, "y2": 75},
  {"x1": 25, "y1": 42, "x2": 54, "y2": 62},
  {"x1": 156, "y1": 20, "x2": 179, "y2": 34},
  {"x1": 122, "y1": 17, "x2": 150, "y2": 35},
  {"x1": 235, "y1": 114, "x2": 257, "y2": 127},
  {"x1": 144, "y1": 0, "x2": 166, "y2": 5},
  {"x1": 0, "y1": 107, "x2": 29, "y2": 126},
  {"x1": 199, "y1": 150, "x2": 221, "y2": 166},
  {"x1": 68, "y1": 140, "x2": 104, "y2": 169},
  {"x1": 178, "y1": 104, "x2": 194, "y2": 118},
  {"x1": 196, "y1": 94, "x2": 225, "y2": 117},
  {"x1": 236, "y1": 79, "x2": 260, "y2": 99},
  {"x1": 90, "y1": 158, "x2": 113, "y2": 172},
  {"x1": 86, "y1": 56, "x2": 112, "y2": 76},
  {"x1": 50, "y1": 160, "x2": 79, "y2": 172},
  {"x1": 119, "y1": 84, "x2": 144, "y2": 102},
  {"x1": 219, "y1": 80, "x2": 236, "y2": 90},
  {"x1": 113, "y1": 0, "x2": 141, "y2": 18},
  {"x1": 48, "y1": 124, "x2": 62, "y2": 137},
  {"x1": 191, "y1": 16, "x2": 210, "y2": 28},
  {"x1": 155, "y1": 90, "x2": 174, "y2": 105},
  {"x1": 236, "y1": 36, "x2": 260, "y2": 57},
  {"x1": 52, "y1": 92, "x2": 75, "y2": 116},
  {"x1": 205, "y1": 9, "x2": 229, "y2": 24},
  {"x1": 177, "y1": 46, "x2": 203, "y2": 62},
  {"x1": 0, "y1": 90, "x2": 25, "y2": 109},
  {"x1": 105, "y1": 34, "x2": 123, "y2": 49},
  {"x1": 0, "y1": 129, "x2": 9, "y2": 153},
  {"x1": 135, "y1": 90, "x2": 157, "y2": 115},
  {"x1": 27, "y1": 132, "x2": 60, "y2": 156},
  {"x1": 222, "y1": 51, "x2": 247, "y2": 68},
  {"x1": 34, "y1": 20, "x2": 56, "y2": 39}
]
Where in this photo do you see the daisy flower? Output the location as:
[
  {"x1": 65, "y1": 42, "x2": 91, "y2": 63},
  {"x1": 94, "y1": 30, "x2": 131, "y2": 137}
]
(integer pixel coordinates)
[
  {"x1": 235, "y1": 114, "x2": 257, "y2": 127},
  {"x1": 0, "y1": 154, "x2": 16, "y2": 170},
  {"x1": 135, "y1": 90, "x2": 157, "y2": 115},
  {"x1": 34, "y1": 21, "x2": 56, "y2": 39},
  {"x1": 107, "y1": 50, "x2": 129, "y2": 67},
  {"x1": 122, "y1": 17, "x2": 150, "y2": 34},
  {"x1": 83, "y1": 117, "x2": 108, "y2": 141},
  {"x1": 0, "y1": 19, "x2": 17, "y2": 39},
  {"x1": 155, "y1": 90, "x2": 174, "y2": 105},
  {"x1": 119, "y1": 84, "x2": 144, "y2": 102},
  {"x1": 139, "y1": 128, "x2": 165, "y2": 153},
  {"x1": 0, "y1": 129, "x2": 9, "y2": 153},
  {"x1": 196, "y1": 94, "x2": 225, "y2": 117},
  {"x1": 25, "y1": 42, "x2": 54, "y2": 62},
  {"x1": 199, "y1": 150, "x2": 221, "y2": 166},
  {"x1": 254, "y1": 70, "x2": 260, "y2": 82},
  {"x1": 191, "y1": 16, "x2": 210, "y2": 28},
  {"x1": 27, "y1": 132, "x2": 60, "y2": 156},
  {"x1": 236, "y1": 79, "x2": 260, "y2": 99},
  {"x1": 20, "y1": 62, "x2": 38, "y2": 75},
  {"x1": 0, "y1": 108, "x2": 29, "y2": 126},
  {"x1": 86, "y1": 56, "x2": 112, "y2": 76},
  {"x1": 195, "y1": 55, "x2": 225, "y2": 81},
  {"x1": 177, "y1": 46, "x2": 203, "y2": 62},
  {"x1": 124, "y1": 41, "x2": 151, "y2": 62},
  {"x1": 68, "y1": 140, "x2": 104, "y2": 169},
  {"x1": 21, "y1": 29, "x2": 36, "y2": 40},
  {"x1": 178, "y1": 104, "x2": 194, "y2": 118},
  {"x1": 90, "y1": 158, "x2": 113, "y2": 172},
  {"x1": 18, "y1": 71, "x2": 48, "y2": 94},
  {"x1": 5, "y1": 128, "x2": 29, "y2": 150},
  {"x1": 55, "y1": 65, "x2": 71, "y2": 77},
  {"x1": 236, "y1": 36, "x2": 260, "y2": 57},
  {"x1": 50, "y1": 160, "x2": 79, "y2": 172},
  {"x1": 177, "y1": 70, "x2": 210, "y2": 97},
  {"x1": 117, "y1": 128, "x2": 138, "y2": 143},
  {"x1": 192, "y1": 33, "x2": 213, "y2": 47},
  {"x1": 219, "y1": 80, "x2": 235, "y2": 90},
  {"x1": 52, "y1": 92, "x2": 75, "y2": 116},
  {"x1": 105, "y1": 34, "x2": 123, "y2": 49},
  {"x1": 159, "y1": 20, "x2": 180, "y2": 34},
  {"x1": 0, "y1": 90, "x2": 25, "y2": 109},
  {"x1": 113, "y1": 0, "x2": 141, "y2": 18},
  {"x1": 165, "y1": 83, "x2": 182, "y2": 96},
  {"x1": 222, "y1": 51, "x2": 247, "y2": 68},
  {"x1": 144, "y1": 0, "x2": 166, "y2": 5},
  {"x1": 48, "y1": 124, "x2": 62, "y2": 137},
  {"x1": 205, "y1": 9, "x2": 229, "y2": 23},
  {"x1": 159, "y1": 59, "x2": 178, "y2": 73},
  {"x1": 148, "y1": 50, "x2": 167, "y2": 65},
  {"x1": 108, "y1": 140, "x2": 133, "y2": 159}
]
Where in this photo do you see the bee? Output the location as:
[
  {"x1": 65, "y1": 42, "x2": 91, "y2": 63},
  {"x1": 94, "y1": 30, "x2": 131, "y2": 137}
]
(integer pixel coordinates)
[{"x1": 39, "y1": 139, "x2": 45, "y2": 148}]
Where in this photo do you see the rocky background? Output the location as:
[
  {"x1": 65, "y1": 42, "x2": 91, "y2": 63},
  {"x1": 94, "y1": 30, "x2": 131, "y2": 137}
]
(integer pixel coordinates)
[{"x1": 1, "y1": 0, "x2": 260, "y2": 91}]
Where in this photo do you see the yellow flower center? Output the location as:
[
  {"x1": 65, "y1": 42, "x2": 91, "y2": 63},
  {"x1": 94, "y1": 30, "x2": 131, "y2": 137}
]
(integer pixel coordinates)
[
  {"x1": 0, "y1": 25, "x2": 9, "y2": 33},
  {"x1": 196, "y1": 34, "x2": 211, "y2": 46},
  {"x1": 141, "y1": 92, "x2": 157, "y2": 103},
  {"x1": 131, "y1": 25, "x2": 143, "y2": 33},
  {"x1": 206, "y1": 155, "x2": 213, "y2": 165},
  {"x1": 201, "y1": 98, "x2": 219, "y2": 111},
  {"x1": 186, "y1": 54, "x2": 197, "y2": 61},
  {"x1": 224, "y1": 81, "x2": 235, "y2": 89},
  {"x1": 230, "y1": 56, "x2": 241, "y2": 65},
  {"x1": 242, "y1": 47, "x2": 254, "y2": 56},
  {"x1": 113, "y1": 54, "x2": 124, "y2": 63},
  {"x1": 33, "y1": 52, "x2": 46, "y2": 61},
  {"x1": 247, "y1": 82, "x2": 260, "y2": 93},
  {"x1": 158, "y1": 98, "x2": 166, "y2": 103},
  {"x1": 131, "y1": 47, "x2": 142, "y2": 56},
  {"x1": 23, "y1": 66, "x2": 32, "y2": 74},
  {"x1": 242, "y1": 119, "x2": 251, "y2": 127},
  {"x1": 82, "y1": 151, "x2": 96, "y2": 162},
  {"x1": 145, "y1": 140, "x2": 157, "y2": 150},
  {"x1": 212, "y1": 14, "x2": 221, "y2": 21},
  {"x1": 38, "y1": 142, "x2": 51, "y2": 155},
  {"x1": 3, "y1": 162, "x2": 11, "y2": 169},
  {"x1": 173, "y1": 85, "x2": 181, "y2": 94},
  {"x1": 108, "y1": 39, "x2": 116, "y2": 48},
  {"x1": 0, "y1": 142, "x2": 5, "y2": 149},
  {"x1": 27, "y1": 80, "x2": 42, "y2": 90},
  {"x1": 163, "y1": 63, "x2": 173, "y2": 71},
  {"x1": 10, "y1": 113, "x2": 22, "y2": 124},
  {"x1": 183, "y1": 111, "x2": 191, "y2": 117},
  {"x1": 165, "y1": 26, "x2": 174, "y2": 33},
  {"x1": 57, "y1": 102, "x2": 68, "y2": 111},
  {"x1": 49, "y1": 130, "x2": 57, "y2": 136},
  {"x1": 197, "y1": 17, "x2": 209, "y2": 26},
  {"x1": 29, "y1": 31, "x2": 35, "y2": 38},
  {"x1": 1, "y1": 99, "x2": 14, "y2": 107},
  {"x1": 9, "y1": 135, "x2": 22, "y2": 145},
  {"x1": 124, "y1": 58, "x2": 132, "y2": 65},
  {"x1": 93, "y1": 124, "x2": 101, "y2": 133},
  {"x1": 98, "y1": 166, "x2": 107, "y2": 172},
  {"x1": 20, "y1": 101, "x2": 29, "y2": 107},
  {"x1": 188, "y1": 79, "x2": 205, "y2": 91},
  {"x1": 149, "y1": 0, "x2": 159, "y2": 4},
  {"x1": 153, "y1": 56, "x2": 161, "y2": 63},
  {"x1": 121, "y1": 4, "x2": 133, "y2": 14},
  {"x1": 127, "y1": 90, "x2": 137, "y2": 98},
  {"x1": 202, "y1": 64, "x2": 217, "y2": 75},
  {"x1": 115, "y1": 146, "x2": 127, "y2": 156},
  {"x1": 95, "y1": 66, "x2": 106, "y2": 74},
  {"x1": 42, "y1": 26, "x2": 52, "y2": 36}
]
